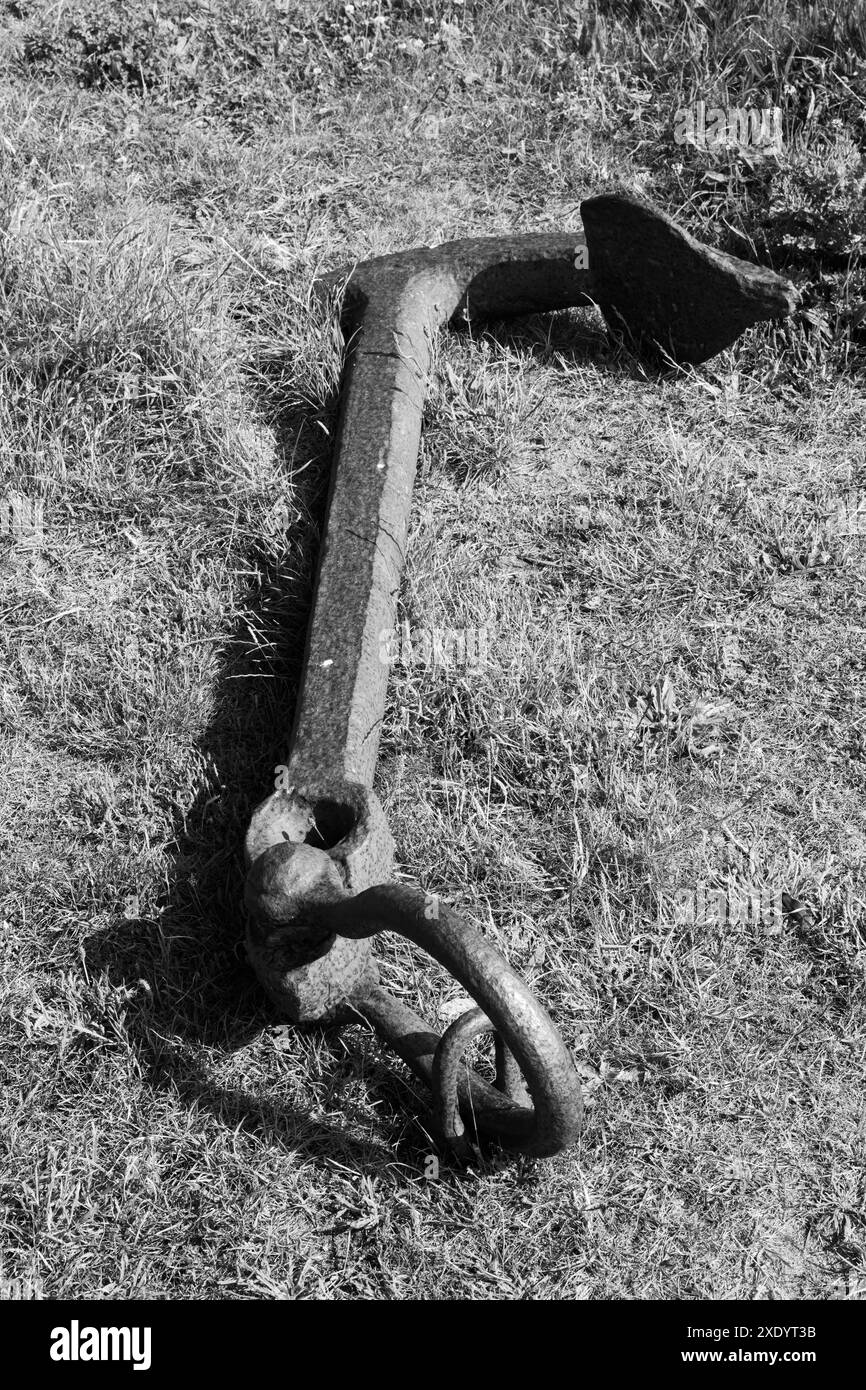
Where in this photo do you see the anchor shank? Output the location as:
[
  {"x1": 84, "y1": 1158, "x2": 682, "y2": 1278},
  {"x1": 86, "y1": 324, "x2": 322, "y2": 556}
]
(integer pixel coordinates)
[{"x1": 287, "y1": 269, "x2": 460, "y2": 790}]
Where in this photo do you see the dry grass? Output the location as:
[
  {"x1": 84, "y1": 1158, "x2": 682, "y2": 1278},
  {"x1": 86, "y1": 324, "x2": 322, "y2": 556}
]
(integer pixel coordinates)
[{"x1": 1, "y1": 0, "x2": 865, "y2": 1300}]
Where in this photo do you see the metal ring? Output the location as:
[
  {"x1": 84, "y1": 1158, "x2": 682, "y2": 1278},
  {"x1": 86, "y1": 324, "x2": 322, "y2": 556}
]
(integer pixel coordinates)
[{"x1": 433, "y1": 1006, "x2": 529, "y2": 1155}]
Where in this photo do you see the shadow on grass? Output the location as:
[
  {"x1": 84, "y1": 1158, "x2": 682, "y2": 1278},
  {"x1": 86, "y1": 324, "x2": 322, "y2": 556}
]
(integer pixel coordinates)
[
  {"x1": 466, "y1": 305, "x2": 690, "y2": 379},
  {"x1": 81, "y1": 353, "x2": 445, "y2": 1172}
]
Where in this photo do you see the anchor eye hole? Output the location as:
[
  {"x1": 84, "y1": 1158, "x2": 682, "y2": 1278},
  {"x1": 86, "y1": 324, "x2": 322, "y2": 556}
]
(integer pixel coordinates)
[{"x1": 305, "y1": 797, "x2": 358, "y2": 850}]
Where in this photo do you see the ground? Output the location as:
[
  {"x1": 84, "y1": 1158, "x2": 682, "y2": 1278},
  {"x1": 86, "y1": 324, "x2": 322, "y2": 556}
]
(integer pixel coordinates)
[{"x1": 0, "y1": 0, "x2": 864, "y2": 1299}]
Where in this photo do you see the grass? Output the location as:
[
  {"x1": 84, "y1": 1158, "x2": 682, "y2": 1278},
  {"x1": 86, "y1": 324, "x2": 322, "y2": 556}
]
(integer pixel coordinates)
[{"x1": 1, "y1": 0, "x2": 865, "y2": 1299}]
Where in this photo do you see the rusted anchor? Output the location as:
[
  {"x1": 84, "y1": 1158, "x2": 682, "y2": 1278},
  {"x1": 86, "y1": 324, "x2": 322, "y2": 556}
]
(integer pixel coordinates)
[{"x1": 243, "y1": 188, "x2": 797, "y2": 1158}]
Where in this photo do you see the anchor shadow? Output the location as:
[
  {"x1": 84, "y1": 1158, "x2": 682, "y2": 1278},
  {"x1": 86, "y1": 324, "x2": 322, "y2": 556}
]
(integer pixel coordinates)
[
  {"x1": 461, "y1": 303, "x2": 703, "y2": 377},
  {"x1": 84, "y1": 359, "x2": 439, "y2": 1171}
]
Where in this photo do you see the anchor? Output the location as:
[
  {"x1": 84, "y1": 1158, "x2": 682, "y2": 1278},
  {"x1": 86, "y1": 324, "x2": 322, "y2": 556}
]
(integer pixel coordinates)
[{"x1": 242, "y1": 188, "x2": 797, "y2": 1159}]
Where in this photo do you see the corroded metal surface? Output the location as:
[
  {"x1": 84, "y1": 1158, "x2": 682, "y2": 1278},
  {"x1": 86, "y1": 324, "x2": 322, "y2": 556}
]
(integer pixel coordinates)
[
  {"x1": 243, "y1": 189, "x2": 798, "y2": 1158},
  {"x1": 290, "y1": 235, "x2": 596, "y2": 801},
  {"x1": 245, "y1": 841, "x2": 583, "y2": 1157},
  {"x1": 580, "y1": 189, "x2": 798, "y2": 362}
]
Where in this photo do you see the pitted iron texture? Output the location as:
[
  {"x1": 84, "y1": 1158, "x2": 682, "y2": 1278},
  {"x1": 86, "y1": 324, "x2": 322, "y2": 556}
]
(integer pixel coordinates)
[
  {"x1": 580, "y1": 188, "x2": 798, "y2": 362},
  {"x1": 247, "y1": 841, "x2": 584, "y2": 1157}
]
